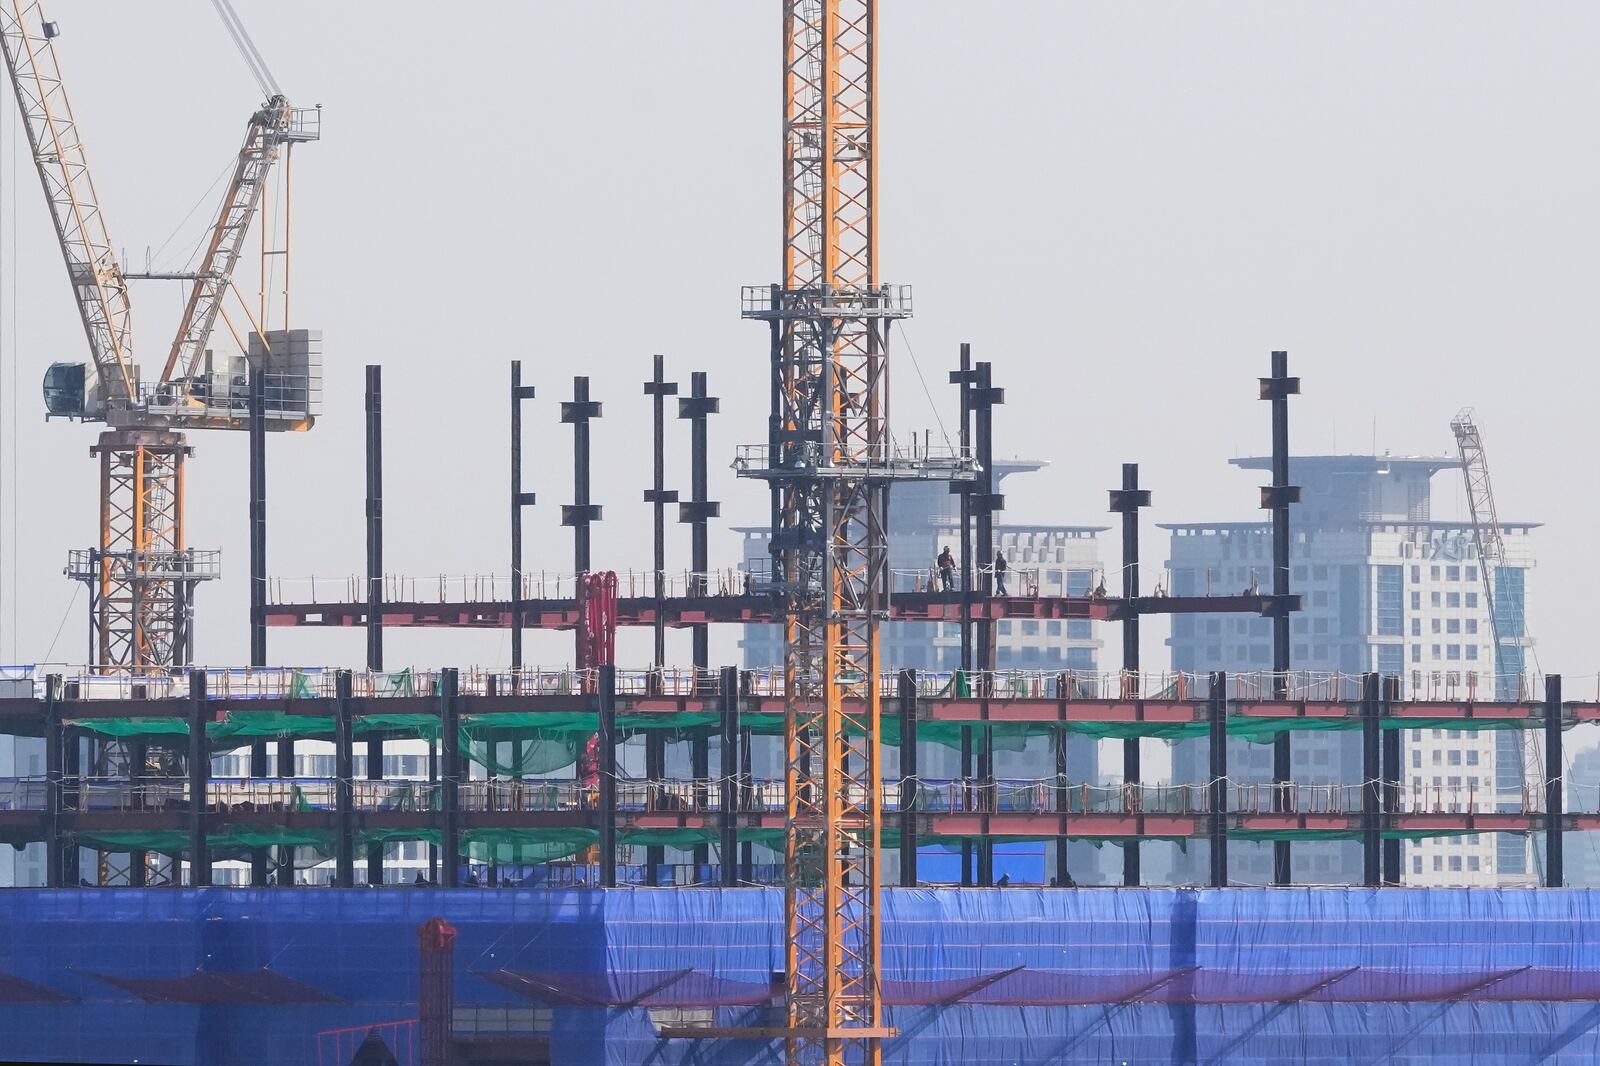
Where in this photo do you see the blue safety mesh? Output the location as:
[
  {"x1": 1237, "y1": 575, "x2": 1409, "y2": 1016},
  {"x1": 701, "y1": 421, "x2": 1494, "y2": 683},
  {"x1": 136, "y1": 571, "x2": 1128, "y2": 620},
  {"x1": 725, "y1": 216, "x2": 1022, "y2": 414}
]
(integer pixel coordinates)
[{"x1": 0, "y1": 887, "x2": 1599, "y2": 1064}]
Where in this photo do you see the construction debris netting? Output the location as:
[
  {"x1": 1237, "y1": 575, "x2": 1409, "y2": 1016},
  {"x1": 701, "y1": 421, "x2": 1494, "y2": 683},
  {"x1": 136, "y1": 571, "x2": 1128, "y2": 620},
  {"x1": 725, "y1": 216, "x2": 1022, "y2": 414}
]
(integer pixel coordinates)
[{"x1": 2, "y1": 887, "x2": 1600, "y2": 1064}]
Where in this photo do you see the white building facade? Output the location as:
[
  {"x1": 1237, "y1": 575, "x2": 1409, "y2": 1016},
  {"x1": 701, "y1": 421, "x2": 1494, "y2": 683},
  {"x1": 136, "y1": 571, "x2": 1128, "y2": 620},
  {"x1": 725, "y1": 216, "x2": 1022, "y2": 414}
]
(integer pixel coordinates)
[{"x1": 1165, "y1": 455, "x2": 1537, "y2": 887}]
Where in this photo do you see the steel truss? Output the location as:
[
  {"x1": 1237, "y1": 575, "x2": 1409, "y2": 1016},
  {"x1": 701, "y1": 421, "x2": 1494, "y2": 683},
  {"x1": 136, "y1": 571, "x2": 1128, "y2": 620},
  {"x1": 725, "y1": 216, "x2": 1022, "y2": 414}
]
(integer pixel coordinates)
[{"x1": 66, "y1": 431, "x2": 217, "y2": 671}]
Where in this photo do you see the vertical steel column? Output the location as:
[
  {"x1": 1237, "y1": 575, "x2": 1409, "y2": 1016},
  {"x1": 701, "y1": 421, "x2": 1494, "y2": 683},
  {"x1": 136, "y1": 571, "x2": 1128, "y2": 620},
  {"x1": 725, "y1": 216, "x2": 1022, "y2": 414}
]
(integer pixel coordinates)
[
  {"x1": 719, "y1": 666, "x2": 739, "y2": 886},
  {"x1": 1109, "y1": 463, "x2": 1151, "y2": 886},
  {"x1": 898, "y1": 669, "x2": 918, "y2": 887},
  {"x1": 1381, "y1": 675, "x2": 1402, "y2": 884},
  {"x1": 510, "y1": 361, "x2": 536, "y2": 675},
  {"x1": 1546, "y1": 674, "x2": 1564, "y2": 888},
  {"x1": 1361, "y1": 673, "x2": 1381, "y2": 887},
  {"x1": 678, "y1": 373, "x2": 720, "y2": 868},
  {"x1": 274, "y1": 725, "x2": 296, "y2": 884},
  {"x1": 949, "y1": 344, "x2": 975, "y2": 671},
  {"x1": 249, "y1": 364, "x2": 266, "y2": 666},
  {"x1": 1208, "y1": 671, "x2": 1228, "y2": 889},
  {"x1": 44, "y1": 675, "x2": 63, "y2": 887},
  {"x1": 440, "y1": 668, "x2": 461, "y2": 888},
  {"x1": 187, "y1": 670, "x2": 210, "y2": 888},
  {"x1": 971, "y1": 361, "x2": 1003, "y2": 886},
  {"x1": 598, "y1": 663, "x2": 618, "y2": 888},
  {"x1": 364, "y1": 366, "x2": 383, "y2": 674},
  {"x1": 61, "y1": 712, "x2": 80, "y2": 887},
  {"x1": 1259, "y1": 350, "x2": 1301, "y2": 886},
  {"x1": 128, "y1": 739, "x2": 147, "y2": 886},
  {"x1": 971, "y1": 362, "x2": 1004, "y2": 679},
  {"x1": 1053, "y1": 691, "x2": 1071, "y2": 887},
  {"x1": 334, "y1": 670, "x2": 354, "y2": 887},
  {"x1": 678, "y1": 372, "x2": 722, "y2": 674},
  {"x1": 560, "y1": 377, "x2": 603, "y2": 578},
  {"x1": 645, "y1": 356, "x2": 680, "y2": 668},
  {"x1": 644, "y1": 357, "x2": 679, "y2": 879},
  {"x1": 363, "y1": 365, "x2": 386, "y2": 885}
]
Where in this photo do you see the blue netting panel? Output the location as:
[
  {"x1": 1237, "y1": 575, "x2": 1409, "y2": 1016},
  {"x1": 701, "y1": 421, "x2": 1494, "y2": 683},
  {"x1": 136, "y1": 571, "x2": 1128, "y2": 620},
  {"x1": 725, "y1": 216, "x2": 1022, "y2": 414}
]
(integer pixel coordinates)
[{"x1": 0, "y1": 888, "x2": 1599, "y2": 1063}]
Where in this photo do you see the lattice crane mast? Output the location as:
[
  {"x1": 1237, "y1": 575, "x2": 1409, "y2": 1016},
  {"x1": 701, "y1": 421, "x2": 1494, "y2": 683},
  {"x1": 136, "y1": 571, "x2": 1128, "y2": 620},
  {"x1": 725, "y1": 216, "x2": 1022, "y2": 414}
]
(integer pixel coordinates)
[
  {"x1": 0, "y1": 0, "x2": 319, "y2": 671},
  {"x1": 727, "y1": 3, "x2": 972, "y2": 1062}
]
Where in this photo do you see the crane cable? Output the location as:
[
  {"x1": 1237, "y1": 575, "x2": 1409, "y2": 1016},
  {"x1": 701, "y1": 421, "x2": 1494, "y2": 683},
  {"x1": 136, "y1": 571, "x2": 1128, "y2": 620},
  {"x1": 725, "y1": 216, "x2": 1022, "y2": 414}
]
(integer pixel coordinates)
[{"x1": 210, "y1": 0, "x2": 281, "y2": 100}]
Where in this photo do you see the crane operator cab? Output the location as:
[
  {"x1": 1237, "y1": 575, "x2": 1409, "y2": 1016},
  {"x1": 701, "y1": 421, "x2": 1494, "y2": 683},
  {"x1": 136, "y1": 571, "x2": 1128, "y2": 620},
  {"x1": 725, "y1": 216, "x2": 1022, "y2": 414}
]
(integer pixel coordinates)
[{"x1": 42, "y1": 361, "x2": 96, "y2": 420}]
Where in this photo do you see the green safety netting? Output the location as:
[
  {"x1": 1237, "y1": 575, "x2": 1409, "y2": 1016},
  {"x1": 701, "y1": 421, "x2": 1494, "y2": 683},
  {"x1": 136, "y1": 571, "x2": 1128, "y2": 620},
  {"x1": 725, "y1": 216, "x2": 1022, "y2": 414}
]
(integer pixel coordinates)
[
  {"x1": 1383, "y1": 718, "x2": 1540, "y2": 732},
  {"x1": 72, "y1": 830, "x2": 190, "y2": 854},
  {"x1": 207, "y1": 712, "x2": 334, "y2": 747},
  {"x1": 65, "y1": 717, "x2": 188, "y2": 739},
  {"x1": 355, "y1": 827, "x2": 441, "y2": 849},
  {"x1": 460, "y1": 827, "x2": 597, "y2": 864},
  {"x1": 356, "y1": 714, "x2": 441, "y2": 740}
]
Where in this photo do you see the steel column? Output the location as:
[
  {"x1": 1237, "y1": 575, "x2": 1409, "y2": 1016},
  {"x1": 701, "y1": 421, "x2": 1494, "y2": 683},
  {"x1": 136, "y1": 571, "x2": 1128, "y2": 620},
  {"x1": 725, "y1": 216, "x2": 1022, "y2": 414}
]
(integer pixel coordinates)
[
  {"x1": 898, "y1": 669, "x2": 918, "y2": 887},
  {"x1": 1109, "y1": 463, "x2": 1150, "y2": 886},
  {"x1": 1381, "y1": 675, "x2": 1402, "y2": 884},
  {"x1": 510, "y1": 361, "x2": 536, "y2": 675},
  {"x1": 560, "y1": 376, "x2": 602, "y2": 578},
  {"x1": 1208, "y1": 671, "x2": 1228, "y2": 889},
  {"x1": 187, "y1": 670, "x2": 210, "y2": 887},
  {"x1": 949, "y1": 343, "x2": 974, "y2": 672},
  {"x1": 44, "y1": 675, "x2": 63, "y2": 887},
  {"x1": 645, "y1": 357, "x2": 680, "y2": 878},
  {"x1": 249, "y1": 364, "x2": 266, "y2": 666},
  {"x1": 365, "y1": 365, "x2": 383, "y2": 676},
  {"x1": 334, "y1": 670, "x2": 354, "y2": 887},
  {"x1": 440, "y1": 668, "x2": 460, "y2": 888},
  {"x1": 719, "y1": 666, "x2": 739, "y2": 886},
  {"x1": 1546, "y1": 673, "x2": 1563, "y2": 888},
  {"x1": 1053, "y1": 700, "x2": 1070, "y2": 887},
  {"x1": 1361, "y1": 672, "x2": 1381, "y2": 887},
  {"x1": 678, "y1": 371, "x2": 721, "y2": 677},
  {"x1": 1260, "y1": 350, "x2": 1301, "y2": 885}
]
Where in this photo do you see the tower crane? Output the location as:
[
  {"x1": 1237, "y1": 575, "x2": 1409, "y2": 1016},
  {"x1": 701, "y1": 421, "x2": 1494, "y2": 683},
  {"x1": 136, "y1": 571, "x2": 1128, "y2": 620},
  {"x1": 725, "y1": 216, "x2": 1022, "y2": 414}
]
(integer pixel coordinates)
[
  {"x1": 0, "y1": 0, "x2": 319, "y2": 671},
  {"x1": 721, "y1": 4, "x2": 973, "y2": 1062}
]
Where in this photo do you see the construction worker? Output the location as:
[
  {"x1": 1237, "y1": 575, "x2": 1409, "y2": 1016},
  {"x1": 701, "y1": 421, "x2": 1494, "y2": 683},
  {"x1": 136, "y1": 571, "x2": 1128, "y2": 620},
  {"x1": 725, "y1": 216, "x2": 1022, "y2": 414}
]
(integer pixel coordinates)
[
  {"x1": 937, "y1": 545, "x2": 956, "y2": 592},
  {"x1": 993, "y1": 551, "x2": 1009, "y2": 596}
]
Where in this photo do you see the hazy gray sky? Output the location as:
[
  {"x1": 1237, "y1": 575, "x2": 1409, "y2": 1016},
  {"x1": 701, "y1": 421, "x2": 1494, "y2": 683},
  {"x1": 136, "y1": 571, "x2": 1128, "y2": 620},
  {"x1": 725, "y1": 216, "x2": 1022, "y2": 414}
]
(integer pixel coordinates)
[{"x1": 0, "y1": 2, "x2": 1594, "y2": 679}]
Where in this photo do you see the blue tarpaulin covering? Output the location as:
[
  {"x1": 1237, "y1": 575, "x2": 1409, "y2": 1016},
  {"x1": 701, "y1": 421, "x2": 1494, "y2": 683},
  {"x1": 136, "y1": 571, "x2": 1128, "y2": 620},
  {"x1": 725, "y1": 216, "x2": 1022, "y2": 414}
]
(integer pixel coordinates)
[{"x1": 1, "y1": 887, "x2": 1600, "y2": 1063}]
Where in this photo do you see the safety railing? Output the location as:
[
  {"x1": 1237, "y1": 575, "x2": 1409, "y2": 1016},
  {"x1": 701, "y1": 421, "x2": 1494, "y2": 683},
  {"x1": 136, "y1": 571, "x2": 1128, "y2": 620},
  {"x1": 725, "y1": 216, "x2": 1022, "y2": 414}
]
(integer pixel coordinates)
[
  {"x1": 0, "y1": 777, "x2": 47, "y2": 810},
  {"x1": 352, "y1": 780, "x2": 439, "y2": 811},
  {"x1": 62, "y1": 777, "x2": 190, "y2": 812},
  {"x1": 207, "y1": 778, "x2": 335, "y2": 811},
  {"x1": 269, "y1": 568, "x2": 759, "y2": 606},
  {"x1": 458, "y1": 779, "x2": 591, "y2": 813}
]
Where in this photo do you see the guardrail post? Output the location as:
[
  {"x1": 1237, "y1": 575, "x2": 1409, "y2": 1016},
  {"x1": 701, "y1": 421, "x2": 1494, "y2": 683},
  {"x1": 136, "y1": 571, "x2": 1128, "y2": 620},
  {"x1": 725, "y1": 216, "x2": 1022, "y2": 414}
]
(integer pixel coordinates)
[
  {"x1": 1208, "y1": 671, "x2": 1228, "y2": 888},
  {"x1": 335, "y1": 670, "x2": 354, "y2": 888},
  {"x1": 899, "y1": 669, "x2": 919, "y2": 887},
  {"x1": 1381, "y1": 675, "x2": 1402, "y2": 884},
  {"x1": 188, "y1": 670, "x2": 210, "y2": 888},
  {"x1": 440, "y1": 668, "x2": 461, "y2": 888},
  {"x1": 719, "y1": 666, "x2": 738, "y2": 886},
  {"x1": 1361, "y1": 672, "x2": 1381, "y2": 887},
  {"x1": 44, "y1": 674, "x2": 64, "y2": 888},
  {"x1": 1546, "y1": 673, "x2": 1563, "y2": 888}
]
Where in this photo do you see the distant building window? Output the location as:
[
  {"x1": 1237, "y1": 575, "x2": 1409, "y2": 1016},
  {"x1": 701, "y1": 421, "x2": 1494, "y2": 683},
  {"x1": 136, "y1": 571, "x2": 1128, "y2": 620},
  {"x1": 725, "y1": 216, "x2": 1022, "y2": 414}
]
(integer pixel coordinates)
[
  {"x1": 1431, "y1": 619, "x2": 1441, "y2": 634},
  {"x1": 1449, "y1": 856, "x2": 1462, "y2": 872},
  {"x1": 1446, "y1": 592, "x2": 1461, "y2": 608},
  {"x1": 1022, "y1": 621, "x2": 1039, "y2": 636},
  {"x1": 1432, "y1": 644, "x2": 1441, "y2": 660},
  {"x1": 998, "y1": 622, "x2": 1012, "y2": 635},
  {"x1": 1446, "y1": 619, "x2": 1460, "y2": 634},
  {"x1": 1411, "y1": 619, "x2": 1421, "y2": 636},
  {"x1": 1065, "y1": 570, "x2": 1093, "y2": 597},
  {"x1": 1312, "y1": 591, "x2": 1329, "y2": 607},
  {"x1": 1313, "y1": 565, "x2": 1328, "y2": 581},
  {"x1": 1466, "y1": 592, "x2": 1478, "y2": 609},
  {"x1": 1046, "y1": 621, "x2": 1061, "y2": 636},
  {"x1": 1413, "y1": 856, "x2": 1423, "y2": 874},
  {"x1": 1411, "y1": 751, "x2": 1421, "y2": 768},
  {"x1": 1431, "y1": 593, "x2": 1441, "y2": 607},
  {"x1": 1467, "y1": 750, "x2": 1478, "y2": 765},
  {"x1": 1376, "y1": 566, "x2": 1403, "y2": 636},
  {"x1": 1468, "y1": 856, "x2": 1480, "y2": 872},
  {"x1": 1411, "y1": 566, "x2": 1421, "y2": 582},
  {"x1": 1446, "y1": 566, "x2": 1460, "y2": 582},
  {"x1": 1431, "y1": 566, "x2": 1441, "y2": 580},
  {"x1": 1466, "y1": 567, "x2": 1478, "y2": 581},
  {"x1": 1466, "y1": 646, "x2": 1478, "y2": 661},
  {"x1": 1466, "y1": 619, "x2": 1478, "y2": 635},
  {"x1": 1411, "y1": 592, "x2": 1422, "y2": 610},
  {"x1": 1293, "y1": 566, "x2": 1307, "y2": 581},
  {"x1": 1411, "y1": 646, "x2": 1421, "y2": 663}
]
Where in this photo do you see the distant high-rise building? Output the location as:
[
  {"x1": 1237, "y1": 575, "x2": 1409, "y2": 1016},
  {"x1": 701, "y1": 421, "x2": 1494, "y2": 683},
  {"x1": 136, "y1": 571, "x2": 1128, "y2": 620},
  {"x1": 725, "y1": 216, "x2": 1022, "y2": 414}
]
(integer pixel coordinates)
[{"x1": 1165, "y1": 454, "x2": 1537, "y2": 887}]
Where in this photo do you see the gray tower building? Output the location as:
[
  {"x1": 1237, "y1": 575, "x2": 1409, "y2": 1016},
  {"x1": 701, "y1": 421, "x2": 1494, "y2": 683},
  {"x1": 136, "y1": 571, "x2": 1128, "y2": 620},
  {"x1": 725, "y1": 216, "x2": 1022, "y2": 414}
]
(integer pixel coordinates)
[{"x1": 1165, "y1": 454, "x2": 1537, "y2": 886}]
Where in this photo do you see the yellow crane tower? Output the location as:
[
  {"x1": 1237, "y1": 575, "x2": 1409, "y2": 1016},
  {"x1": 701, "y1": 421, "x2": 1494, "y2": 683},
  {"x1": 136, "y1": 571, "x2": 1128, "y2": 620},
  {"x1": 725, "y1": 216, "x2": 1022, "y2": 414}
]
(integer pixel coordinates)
[{"x1": 0, "y1": 0, "x2": 319, "y2": 671}]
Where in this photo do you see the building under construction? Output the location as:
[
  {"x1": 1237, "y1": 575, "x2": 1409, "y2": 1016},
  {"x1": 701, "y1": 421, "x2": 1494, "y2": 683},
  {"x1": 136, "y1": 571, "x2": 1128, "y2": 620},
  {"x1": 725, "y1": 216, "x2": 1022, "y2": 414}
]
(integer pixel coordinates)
[{"x1": 0, "y1": 1, "x2": 1594, "y2": 1065}]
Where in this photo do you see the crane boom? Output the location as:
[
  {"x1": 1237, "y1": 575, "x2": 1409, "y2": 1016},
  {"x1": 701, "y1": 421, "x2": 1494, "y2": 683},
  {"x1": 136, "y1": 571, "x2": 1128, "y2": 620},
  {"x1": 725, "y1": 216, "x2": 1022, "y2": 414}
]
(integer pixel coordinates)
[
  {"x1": 158, "y1": 93, "x2": 315, "y2": 389},
  {"x1": 1450, "y1": 408, "x2": 1505, "y2": 655},
  {"x1": 0, "y1": 0, "x2": 136, "y2": 413}
]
